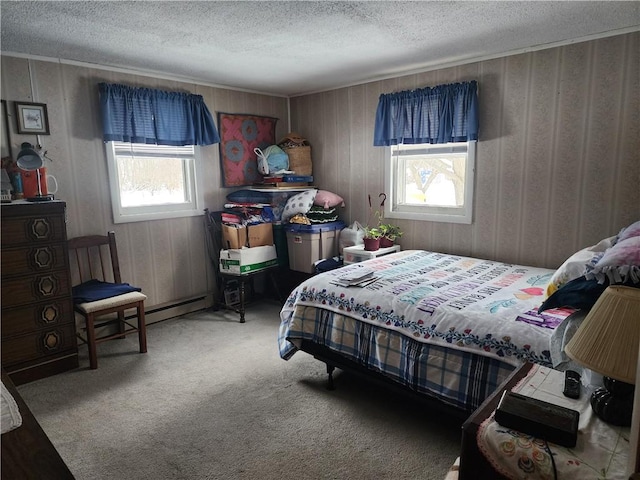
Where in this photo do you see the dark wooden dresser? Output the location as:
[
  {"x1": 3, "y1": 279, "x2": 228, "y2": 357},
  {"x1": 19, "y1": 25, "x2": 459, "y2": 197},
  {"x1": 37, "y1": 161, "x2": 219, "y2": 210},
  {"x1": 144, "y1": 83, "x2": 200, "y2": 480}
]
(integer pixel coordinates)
[
  {"x1": 1, "y1": 200, "x2": 78, "y2": 385},
  {"x1": 1, "y1": 369, "x2": 75, "y2": 478}
]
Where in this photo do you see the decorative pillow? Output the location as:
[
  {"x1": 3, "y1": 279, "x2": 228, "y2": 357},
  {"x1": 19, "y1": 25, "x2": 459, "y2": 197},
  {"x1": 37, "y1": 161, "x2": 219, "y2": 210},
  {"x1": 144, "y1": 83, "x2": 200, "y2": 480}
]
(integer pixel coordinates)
[
  {"x1": 615, "y1": 220, "x2": 640, "y2": 244},
  {"x1": 313, "y1": 190, "x2": 345, "y2": 209},
  {"x1": 281, "y1": 189, "x2": 317, "y2": 222},
  {"x1": 585, "y1": 236, "x2": 640, "y2": 284},
  {"x1": 538, "y1": 276, "x2": 608, "y2": 313},
  {"x1": 546, "y1": 247, "x2": 602, "y2": 296}
]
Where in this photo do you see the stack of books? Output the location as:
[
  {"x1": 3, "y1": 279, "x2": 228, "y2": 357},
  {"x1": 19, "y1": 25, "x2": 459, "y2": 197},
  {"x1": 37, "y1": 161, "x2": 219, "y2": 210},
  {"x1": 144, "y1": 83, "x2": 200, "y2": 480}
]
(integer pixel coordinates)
[
  {"x1": 255, "y1": 174, "x2": 314, "y2": 188},
  {"x1": 331, "y1": 267, "x2": 378, "y2": 287}
]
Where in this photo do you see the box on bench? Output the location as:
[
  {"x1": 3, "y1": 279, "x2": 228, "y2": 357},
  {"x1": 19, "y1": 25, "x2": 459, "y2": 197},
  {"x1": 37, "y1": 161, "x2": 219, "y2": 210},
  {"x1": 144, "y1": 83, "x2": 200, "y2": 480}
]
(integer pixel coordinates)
[
  {"x1": 219, "y1": 245, "x2": 278, "y2": 275},
  {"x1": 222, "y1": 222, "x2": 274, "y2": 249}
]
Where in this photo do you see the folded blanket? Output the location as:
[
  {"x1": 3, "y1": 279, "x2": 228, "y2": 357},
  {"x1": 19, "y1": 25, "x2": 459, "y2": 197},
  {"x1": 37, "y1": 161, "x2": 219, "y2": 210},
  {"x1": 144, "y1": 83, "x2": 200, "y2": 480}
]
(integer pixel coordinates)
[
  {"x1": 72, "y1": 279, "x2": 142, "y2": 303},
  {"x1": 306, "y1": 206, "x2": 338, "y2": 223}
]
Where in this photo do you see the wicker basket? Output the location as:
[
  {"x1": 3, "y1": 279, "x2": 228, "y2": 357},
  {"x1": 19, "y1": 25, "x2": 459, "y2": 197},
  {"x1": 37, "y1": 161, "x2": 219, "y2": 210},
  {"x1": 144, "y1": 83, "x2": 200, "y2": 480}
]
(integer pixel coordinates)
[
  {"x1": 279, "y1": 133, "x2": 312, "y2": 176},
  {"x1": 284, "y1": 145, "x2": 312, "y2": 176}
]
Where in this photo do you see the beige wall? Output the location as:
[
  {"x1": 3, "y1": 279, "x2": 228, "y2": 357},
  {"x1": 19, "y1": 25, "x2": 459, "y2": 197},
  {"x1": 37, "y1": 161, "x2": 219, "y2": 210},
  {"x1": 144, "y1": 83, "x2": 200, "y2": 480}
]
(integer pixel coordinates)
[
  {"x1": 1, "y1": 56, "x2": 289, "y2": 319},
  {"x1": 290, "y1": 32, "x2": 640, "y2": 269}
]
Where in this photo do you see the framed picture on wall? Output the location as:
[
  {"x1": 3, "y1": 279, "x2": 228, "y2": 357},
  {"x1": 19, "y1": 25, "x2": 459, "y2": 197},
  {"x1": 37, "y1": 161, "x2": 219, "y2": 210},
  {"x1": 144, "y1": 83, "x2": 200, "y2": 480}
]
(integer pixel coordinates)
[{"x1": 14, "y1": 101, "x2": 50, "y2": 135}]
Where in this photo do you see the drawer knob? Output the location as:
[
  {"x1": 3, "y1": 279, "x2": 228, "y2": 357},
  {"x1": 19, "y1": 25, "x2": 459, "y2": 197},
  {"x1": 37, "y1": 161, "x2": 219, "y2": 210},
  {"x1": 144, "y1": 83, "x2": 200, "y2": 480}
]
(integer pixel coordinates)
[
  {"x1": 28, "y1": 218, "x2": 52, "y2": 240},
  {"x1": 34, "y1": 275, "x2": 58, "y2": 297},
  {"x1": 41, "y1": 330, "x2": 62, "y2": 351},
  {"x1": 33, "y1": 246, "x2": 54, "y2": 269},
  {"x1": 40, "y1": 304, "x2": 61, "y2": 324}
]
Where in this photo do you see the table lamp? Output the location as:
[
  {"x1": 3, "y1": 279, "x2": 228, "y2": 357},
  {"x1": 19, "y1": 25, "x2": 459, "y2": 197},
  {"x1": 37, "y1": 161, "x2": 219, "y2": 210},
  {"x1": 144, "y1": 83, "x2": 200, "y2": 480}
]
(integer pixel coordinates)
[
  {"x1": 565, "y1": 285, "x2": 640, "y2": 426},
  {"x1": 16, "y1": 142, "x2": 52, "y2": 201}
]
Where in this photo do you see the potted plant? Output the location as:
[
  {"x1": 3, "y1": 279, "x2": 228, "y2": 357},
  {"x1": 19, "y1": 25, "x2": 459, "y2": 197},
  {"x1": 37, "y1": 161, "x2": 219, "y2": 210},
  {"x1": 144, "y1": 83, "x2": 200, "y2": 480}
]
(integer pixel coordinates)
[
  {"x1": 363, "y1": 226, "x2": 382, "y2": 251},
  {"x1": 378, "y1": 223, "x2": 403, "y2": 248}
]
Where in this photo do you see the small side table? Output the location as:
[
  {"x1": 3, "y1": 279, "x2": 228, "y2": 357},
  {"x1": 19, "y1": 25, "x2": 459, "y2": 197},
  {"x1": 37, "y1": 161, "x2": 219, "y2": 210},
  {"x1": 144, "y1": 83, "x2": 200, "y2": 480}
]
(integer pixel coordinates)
[
  {"x1": 217, "y1": 265, "x2": 282, "y2": 323},
  {"x1": 343, "y1": 244, "x2": 401, "y2": 265},
  {"x1": 460, "y1": 362, "x2": 533, "y2": 480}
]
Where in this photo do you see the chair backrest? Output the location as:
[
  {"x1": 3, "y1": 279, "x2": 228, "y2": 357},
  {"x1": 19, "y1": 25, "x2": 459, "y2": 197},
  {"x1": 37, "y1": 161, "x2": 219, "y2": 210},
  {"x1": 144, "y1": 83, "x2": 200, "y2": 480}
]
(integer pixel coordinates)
[{"x1": 68, "y1": 231, "x2": 122, "y2": 285}]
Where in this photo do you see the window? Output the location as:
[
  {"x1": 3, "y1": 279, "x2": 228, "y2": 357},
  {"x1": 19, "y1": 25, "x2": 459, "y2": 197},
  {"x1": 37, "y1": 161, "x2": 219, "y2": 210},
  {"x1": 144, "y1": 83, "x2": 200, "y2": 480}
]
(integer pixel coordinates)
[
  {"x1": 384, "y1": 141, "x2": 476, "y2": 224},
  {"x1": 106, "y1": 142, "x2": 203, "y2": 223}
]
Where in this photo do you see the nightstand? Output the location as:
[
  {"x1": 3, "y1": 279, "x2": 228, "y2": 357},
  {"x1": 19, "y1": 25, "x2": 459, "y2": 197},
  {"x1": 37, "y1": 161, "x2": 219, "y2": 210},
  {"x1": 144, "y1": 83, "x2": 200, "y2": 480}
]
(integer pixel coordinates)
[
  {"x1": 459, "y1": 362, "x2": 532, "y2": 480},
  {"x1": 343, "y1": 244, "x2": 401, "y2": 265},
  {"x1": 461, "y1": 363, "x2": 631, "y2": 479}
]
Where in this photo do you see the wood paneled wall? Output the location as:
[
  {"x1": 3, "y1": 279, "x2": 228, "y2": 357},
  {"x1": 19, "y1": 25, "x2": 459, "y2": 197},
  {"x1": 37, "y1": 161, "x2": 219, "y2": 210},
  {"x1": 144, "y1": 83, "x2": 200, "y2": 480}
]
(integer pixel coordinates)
[
  {"x1": 1, "y1": 56, "x2": 289, "y2": 319},
  {"x1": 290, "y1": 32, "x2": 640, "y2": 269},
  {"x1": 1, "y1": 32, "x2": 638, "y2": 319}
]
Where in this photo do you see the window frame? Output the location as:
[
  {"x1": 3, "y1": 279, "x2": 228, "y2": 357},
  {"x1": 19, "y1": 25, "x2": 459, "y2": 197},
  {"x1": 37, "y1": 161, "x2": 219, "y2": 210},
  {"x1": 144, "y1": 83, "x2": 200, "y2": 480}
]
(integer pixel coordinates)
[
  {"x1": 383, "y1": 141, "x2": 476, "y2": 224},
  {"x1": 105, "y1": 141, "x2": 204, "y2": 224}
]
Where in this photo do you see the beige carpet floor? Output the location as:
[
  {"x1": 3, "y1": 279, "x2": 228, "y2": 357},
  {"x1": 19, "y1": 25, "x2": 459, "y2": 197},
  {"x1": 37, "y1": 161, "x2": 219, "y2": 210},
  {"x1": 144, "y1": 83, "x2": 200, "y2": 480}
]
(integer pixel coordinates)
[{"x1": 17, "y1": 300, "x2": 462, "y2": 480}]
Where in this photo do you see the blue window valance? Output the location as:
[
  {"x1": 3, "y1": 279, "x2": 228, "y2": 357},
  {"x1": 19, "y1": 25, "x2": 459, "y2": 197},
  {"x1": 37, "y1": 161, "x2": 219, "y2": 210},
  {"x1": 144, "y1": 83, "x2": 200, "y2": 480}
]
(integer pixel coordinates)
[
  {"x1": 373, "y1": 80, "x2": 479, "y2": 146},
  {"x1": 98, "y1": 83, "x2": 220, "y2": 146}
]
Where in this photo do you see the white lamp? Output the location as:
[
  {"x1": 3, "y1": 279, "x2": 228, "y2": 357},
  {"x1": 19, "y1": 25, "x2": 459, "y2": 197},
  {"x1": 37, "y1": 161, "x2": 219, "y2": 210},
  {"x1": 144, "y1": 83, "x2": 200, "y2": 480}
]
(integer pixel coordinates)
[{"x1": 565, "y1": 286, "x2": 640, "y2": 426}]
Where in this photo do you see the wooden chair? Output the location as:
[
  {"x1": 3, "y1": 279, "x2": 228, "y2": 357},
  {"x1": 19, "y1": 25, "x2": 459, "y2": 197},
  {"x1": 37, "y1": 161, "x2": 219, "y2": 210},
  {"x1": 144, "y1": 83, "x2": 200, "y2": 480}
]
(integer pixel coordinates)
[{"x1": 67, "y1": 231, "x2": 147, "y2": 369}]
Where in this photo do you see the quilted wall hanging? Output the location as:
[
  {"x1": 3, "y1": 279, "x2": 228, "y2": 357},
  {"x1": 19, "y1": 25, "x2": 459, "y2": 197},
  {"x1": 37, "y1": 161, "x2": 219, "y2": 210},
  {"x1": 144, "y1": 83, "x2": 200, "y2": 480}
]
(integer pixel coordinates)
[{"x1": 217, "y1": 112, "x2": 278, "y2": 187}]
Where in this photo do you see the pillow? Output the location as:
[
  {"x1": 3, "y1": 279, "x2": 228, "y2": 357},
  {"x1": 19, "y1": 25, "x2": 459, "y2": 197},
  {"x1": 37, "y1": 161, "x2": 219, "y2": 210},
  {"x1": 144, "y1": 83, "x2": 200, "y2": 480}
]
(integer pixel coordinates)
[
  {"x1": 615, "y1": 220, "x2": 640, "y2": 244},
  {"x1": 313, "y1": 190, "x2": 345, "y2": 209},
  {"x1": 585, "y1": 236, "x2": 640, "y2": 284},
  {"x1": 546, "y1": 247, "x2": 601, "y2": 296},
  {"x1": 587, "y1": 235, "x2": 616, "y2": 253},
  {"x1": 538, "y1": 276, "x2": 608, "y2": 313},
  {"x1": 281, "y1": 189, "x2": 317, "y2": 222}
]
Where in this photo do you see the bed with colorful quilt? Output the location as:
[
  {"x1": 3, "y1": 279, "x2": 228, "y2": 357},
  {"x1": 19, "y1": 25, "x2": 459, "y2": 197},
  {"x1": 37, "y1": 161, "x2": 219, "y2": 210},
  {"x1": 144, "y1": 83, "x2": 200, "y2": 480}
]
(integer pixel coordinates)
[
  {"x1": 278, "y1": 249, "x2": 572, "y2": 413},
  {"x1": 278, "y1": 220, "x2": 640, "y2": 414}
]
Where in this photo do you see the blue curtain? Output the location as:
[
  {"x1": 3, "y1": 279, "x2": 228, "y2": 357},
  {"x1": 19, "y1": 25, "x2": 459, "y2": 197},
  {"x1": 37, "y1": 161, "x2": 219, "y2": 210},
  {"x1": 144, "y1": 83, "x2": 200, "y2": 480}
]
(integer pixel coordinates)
[
  {"x1": 98, "y1": 83, "x2": 220, "y2": 146},
  {"x1": 373, "y1": 80, "x2": 478, "y2": 146}
]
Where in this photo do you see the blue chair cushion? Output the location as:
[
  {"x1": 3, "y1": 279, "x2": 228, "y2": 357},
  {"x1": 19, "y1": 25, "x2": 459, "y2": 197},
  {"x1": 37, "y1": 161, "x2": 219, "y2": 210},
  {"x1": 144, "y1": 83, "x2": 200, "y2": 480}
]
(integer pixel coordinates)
[{"x1": 72, "y1": 279, "x2": 142, "y2": 303}]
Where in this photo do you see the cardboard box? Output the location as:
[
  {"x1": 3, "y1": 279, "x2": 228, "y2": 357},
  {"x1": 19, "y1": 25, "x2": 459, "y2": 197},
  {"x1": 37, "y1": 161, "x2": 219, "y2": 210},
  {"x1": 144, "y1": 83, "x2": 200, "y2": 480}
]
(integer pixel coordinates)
[
  {"x1": 219, "y1": 245, "x2": 278, "y2": 275},
  {"x1": 222, "y1": 223, "x2": 274, "y2": 249}
]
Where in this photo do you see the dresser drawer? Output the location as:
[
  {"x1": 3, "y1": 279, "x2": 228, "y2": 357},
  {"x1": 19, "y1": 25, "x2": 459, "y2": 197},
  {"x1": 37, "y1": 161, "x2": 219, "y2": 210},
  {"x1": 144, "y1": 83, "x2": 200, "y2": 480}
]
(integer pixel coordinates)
[
  {"x1": 1, "y1": 323, "x2": 78, "y2": 367},
  {"x1": 1, "y1": 214, "x2": 66, "y2": 247},
  {"x1": 1, "y1": 272, "x2": 71, "y2": 307},
  {"x1": 2, "y1": 300, "x2": 75, "y2": 337},
  {"x1": 1, "y1": 244, "x2": 68, "y2": 276}
]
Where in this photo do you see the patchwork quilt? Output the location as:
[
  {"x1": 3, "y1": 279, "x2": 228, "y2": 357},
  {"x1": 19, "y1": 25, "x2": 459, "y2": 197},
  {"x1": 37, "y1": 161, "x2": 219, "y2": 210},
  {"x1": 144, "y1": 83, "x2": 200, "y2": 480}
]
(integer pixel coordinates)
[{"x1": 280, "y1": 250, "x2": 573, "y2": 367}]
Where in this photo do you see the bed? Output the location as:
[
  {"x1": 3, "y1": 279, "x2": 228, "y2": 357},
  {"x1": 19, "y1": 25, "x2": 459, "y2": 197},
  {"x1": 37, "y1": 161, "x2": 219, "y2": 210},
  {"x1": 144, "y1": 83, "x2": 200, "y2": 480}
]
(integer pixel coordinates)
[
  {"x1": 279, "y1": 217, "x2": 640, "y2": 414},
  {"x1": 278, "y1": 249, "x2": 577, "y2": 414}
]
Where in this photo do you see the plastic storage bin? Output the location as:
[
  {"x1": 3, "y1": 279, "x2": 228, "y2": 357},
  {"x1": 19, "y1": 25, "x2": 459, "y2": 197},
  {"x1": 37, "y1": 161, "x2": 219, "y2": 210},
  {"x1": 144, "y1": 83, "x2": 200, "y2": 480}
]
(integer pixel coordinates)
[{"x1": 286, "y1": 221, "x2": 345, "y2": 273}]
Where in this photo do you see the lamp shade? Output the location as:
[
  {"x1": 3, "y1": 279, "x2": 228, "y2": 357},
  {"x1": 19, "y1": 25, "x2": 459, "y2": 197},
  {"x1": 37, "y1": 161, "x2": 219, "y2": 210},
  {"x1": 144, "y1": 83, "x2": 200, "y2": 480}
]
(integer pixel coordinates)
[
  {"x1": 16, "y1": 142, "x2": 44, "y2": 171},
  {"x1": 565, "y1": 286, "x2": 640, "y2": 384}
]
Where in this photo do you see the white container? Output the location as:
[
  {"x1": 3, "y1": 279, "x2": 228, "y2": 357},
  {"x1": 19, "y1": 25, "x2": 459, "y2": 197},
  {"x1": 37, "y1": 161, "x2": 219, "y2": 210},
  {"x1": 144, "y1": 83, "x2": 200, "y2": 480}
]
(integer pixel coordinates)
[
  {"x1": 219, "y1": 245, "x2": 278, "y2": 275},
  {"x1": 343, "y1": 244, "x2": 401, "y2": 265},
  {"x1": 286, "y1": 222, "x2": 345, "y2": 273}
]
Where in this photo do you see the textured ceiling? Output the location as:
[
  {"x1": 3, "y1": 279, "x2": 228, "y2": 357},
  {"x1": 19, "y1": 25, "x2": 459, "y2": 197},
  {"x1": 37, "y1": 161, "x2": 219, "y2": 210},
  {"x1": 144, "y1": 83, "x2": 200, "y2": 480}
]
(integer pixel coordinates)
[{"x1": 1, "y1": 1, "x2": 639, "y2": 97}]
